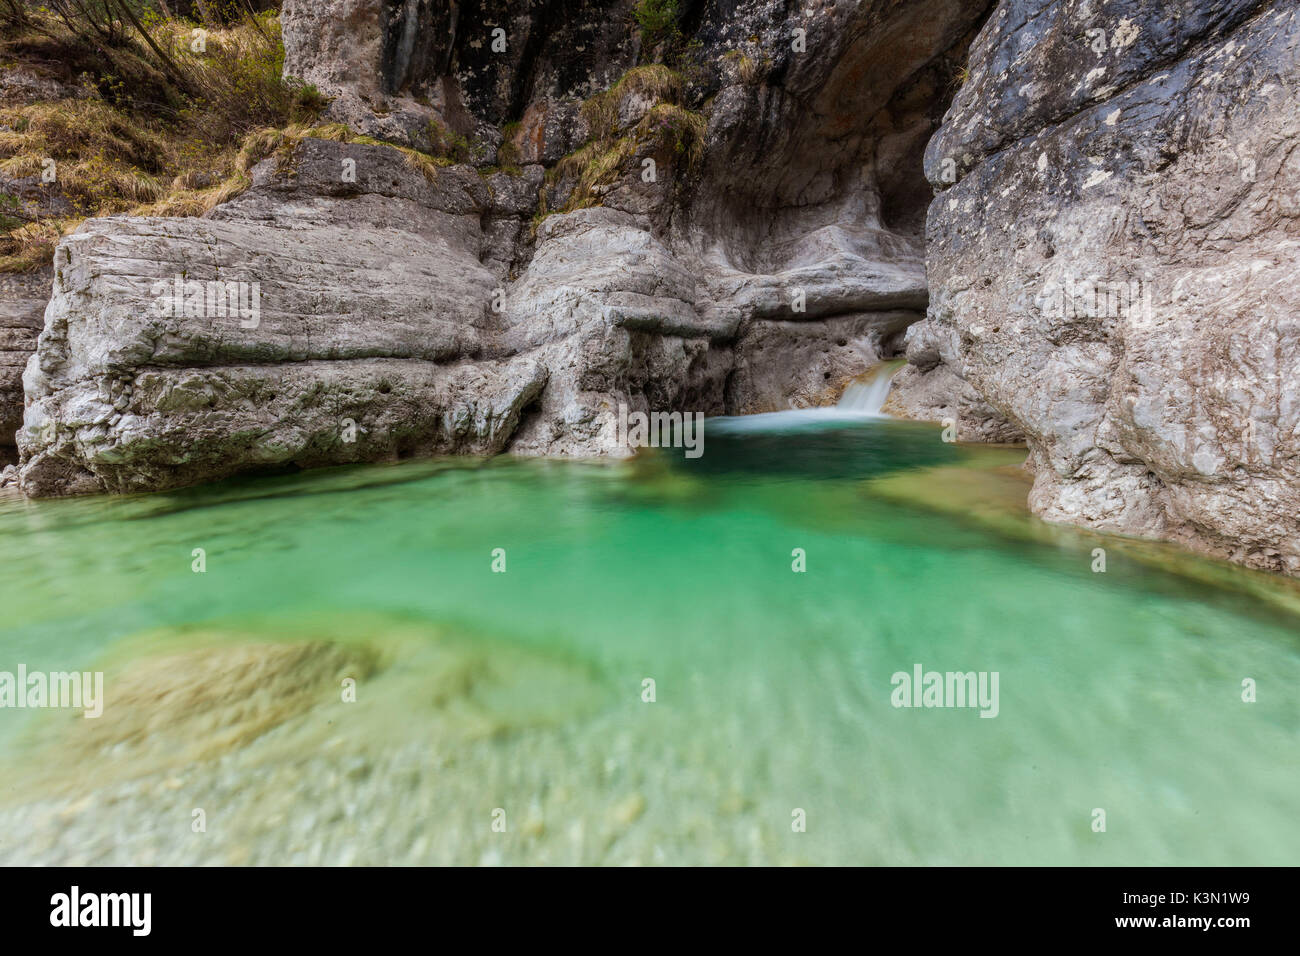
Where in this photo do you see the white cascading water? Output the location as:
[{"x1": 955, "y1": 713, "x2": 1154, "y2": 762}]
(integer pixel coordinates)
[
  {"x1": 835, "y1": 360, "x2": 903, "y2": 416},
  {"x1": 707, "y1": 359, "x2": 903, "y2": 433}
]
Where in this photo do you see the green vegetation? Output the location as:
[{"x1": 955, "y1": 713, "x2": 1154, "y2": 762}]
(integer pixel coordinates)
[
  {"x1": 721, "y1": 48, "x2": 771, "y2": 86},
  {"x1": 550, "y1": 64, "x2": 703, "y2": 220},
  {"x1": 0, "y1": 2, "x2": 326, "y2": 272},
  {"x1": 236, "y1": 122, "x2": 452, "y2": 182},
  {"x1": 0, "y1": 191, "x2": 22, "y2": 231},
  {"x1": 0, "y1": 1, "x2": 709, "y2": 268},
  {"x1": 579, "y1": 64, "x2": 684, "y2": 141},
  {"x1": 632, "y1": 0, "x2": 680, "y2": 50},
  {"x1": 494, "y1": 120, "x2": 522, "y2": 172},
  {"x1": 425, "y1": 118, "x2": 475, "y2": 164}
]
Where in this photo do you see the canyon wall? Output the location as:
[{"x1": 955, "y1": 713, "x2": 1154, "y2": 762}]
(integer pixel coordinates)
[
  {"x1": 892, "y1": 0, "x2": 1300, "y2": 573},
  {"x1": 15, "y1": 0, "x2": 988, "y2": 493},
  {"x1": 7, "y1": 0, "x2": 1300, "y2": 578}
]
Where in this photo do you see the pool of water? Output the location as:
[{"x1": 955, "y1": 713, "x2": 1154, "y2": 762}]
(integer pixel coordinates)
[{"x1": 0, "y1": 416, "x2": 1296, "y2": 865}]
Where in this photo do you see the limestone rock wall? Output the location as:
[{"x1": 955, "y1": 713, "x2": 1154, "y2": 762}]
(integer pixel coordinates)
[
  {"x1": 899, "y1": 0, "x2": 1300, "y2": 572},
  {"x1": 12, "y1": 0, "x2": 1300, "y2": 580},
  {"x1": 15, "y1": 0, "x2": 990, "y2": 494}
]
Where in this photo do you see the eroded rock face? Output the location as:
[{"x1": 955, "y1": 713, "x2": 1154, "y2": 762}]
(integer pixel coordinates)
[
  {"x1": 18, "y1": 142, "x2": 548, "y2": 494},
  {"x1": 17, "y1": 0, "x2": 990, "y2": 494},
  {"x1": 904, "y1": 0, "x2": 1300, "y2": 572},
  {"x1": 0, "y1": 271, "x2": 48, "y2": 466},
  {"x1": 14, "y1": 0, "x2": 1297, "y2": 581},
  {"x1": 884, "y1": 313, "x2": 1026, "y2": 442},
  {"x1": 283, "y1": 0, "x2": 641, "y2": 155}
]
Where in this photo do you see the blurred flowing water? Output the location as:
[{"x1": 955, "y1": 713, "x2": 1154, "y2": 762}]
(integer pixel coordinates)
[
  {"x1": 0, "y1": 416, "x2": 1296, "y2": 865},
  {"x1": 835, "y1": 359, "x2": 904, "y2": 414}
]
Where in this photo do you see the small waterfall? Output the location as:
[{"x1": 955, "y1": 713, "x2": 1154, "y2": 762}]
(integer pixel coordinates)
[
  {"x1": 708, "y1": 359, "x2": 905, "y2": 434},
  {"x1": 836, "y1": 360, "x2": 904, "y2": 416}
]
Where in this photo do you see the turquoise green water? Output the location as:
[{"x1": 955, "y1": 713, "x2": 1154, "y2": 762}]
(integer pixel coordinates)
[{"x1": 0, "y1": 416, "x2": 1297, "y2": 865}]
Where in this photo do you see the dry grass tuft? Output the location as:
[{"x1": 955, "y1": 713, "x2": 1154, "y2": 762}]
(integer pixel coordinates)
[
  {"x1": 233, "y1": 121, "x2": 449, "y2": 184},
  {"x1": 553, "y1": 67, "x2": 704, "y2": 214},
  {"x1": 0, "y1": 9, "x2": 327, "y2": 272}
]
